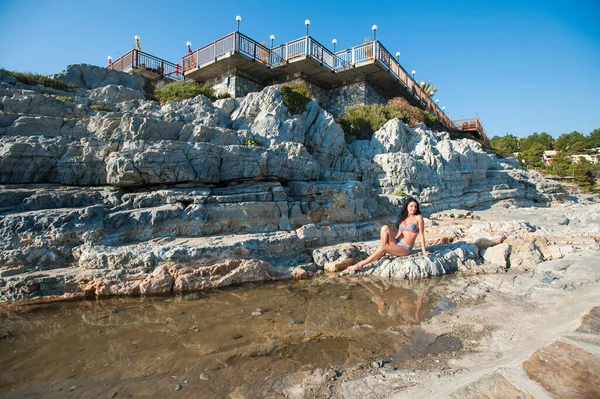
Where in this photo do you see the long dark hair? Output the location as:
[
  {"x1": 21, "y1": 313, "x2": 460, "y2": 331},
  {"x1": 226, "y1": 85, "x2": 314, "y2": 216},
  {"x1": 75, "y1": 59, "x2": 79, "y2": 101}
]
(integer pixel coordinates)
[{"x1": 396, "y1": 196, "x2": 421, "y2": 225}]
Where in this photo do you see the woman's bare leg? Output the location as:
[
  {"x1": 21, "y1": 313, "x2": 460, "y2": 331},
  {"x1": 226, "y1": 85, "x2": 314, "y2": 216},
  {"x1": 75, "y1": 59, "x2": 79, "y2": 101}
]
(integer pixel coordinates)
[
  {"x1": 380, "y1": 225, "x2": 395, "y2": 247},
  {"x1": 348, "y1": 243, "x2": 410, "y2": 271}
]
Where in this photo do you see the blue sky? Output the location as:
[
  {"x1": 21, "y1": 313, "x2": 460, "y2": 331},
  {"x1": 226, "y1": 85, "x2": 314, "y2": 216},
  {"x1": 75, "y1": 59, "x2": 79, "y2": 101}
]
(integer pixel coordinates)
[{"x1": 1, "y1": 0, "x2": 598, "y2": 139}]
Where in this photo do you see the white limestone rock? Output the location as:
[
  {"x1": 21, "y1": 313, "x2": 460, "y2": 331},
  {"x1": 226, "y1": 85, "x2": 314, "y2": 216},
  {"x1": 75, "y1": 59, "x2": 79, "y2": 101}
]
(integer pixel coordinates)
[
  {"x1": 214, "y1": 97, "x2": 238, "y2": 114},
  {"x1": 105, "y1": 141, "x2": 221, "y2": 186},
  {"x1": 87, "y1": 84, "x2": 145, "y2": 103},
  {"x1": 482, "y1": 243, "x2": 512, "y2": 268},
  {"x1": 51, "y1": 63, "x2": 145, "y2": 91}
]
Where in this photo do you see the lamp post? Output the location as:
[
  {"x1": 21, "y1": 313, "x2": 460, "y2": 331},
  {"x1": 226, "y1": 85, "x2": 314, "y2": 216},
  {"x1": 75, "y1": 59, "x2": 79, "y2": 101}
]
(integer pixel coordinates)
[
  {"x1": 435, "y1": 99, "x2": 439, "y2": 105},
  {"x1": 332, "y1": 38, "x2": 337, "y2": 53},
  {"x1": 372, "y1": 24, "x2": 378, "y2": 41},
  {"x1": 186, "y1": 41, "x2": 192, "y2": 54},
  {"x1": 236, "y1": 15, "x2": 242, "y2": 31},
  {"x1": 442, "y1": 106, "x2": 446, "y2": 113},
  {"x1": 107, "y1": 56, "x2": 112, "y2": 67},
  {"x1": 305, "y1": 19, "x2": 310, "y2": 36},
  {"x1": 395, "y1": 51, "x2": 400, "y2": 62},
  {"x1": 411, "y1": 70, "x2": 416, "y2": 80},
  {"x1": 270, "y1": 34, "x2": 275, "y2": 48},
  {"x1": 134, "y1": 35, "x2": 141, "y2": 51}
]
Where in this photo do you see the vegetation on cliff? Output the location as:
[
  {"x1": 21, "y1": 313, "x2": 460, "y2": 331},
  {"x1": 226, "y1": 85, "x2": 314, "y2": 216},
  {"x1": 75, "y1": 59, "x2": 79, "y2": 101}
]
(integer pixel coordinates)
[
  {"x1": 155, "y1": 81, "x2": 216, "y2": 103},
  {"x1": 154, "y1": 81, "x2": 230, "y2": 103},
  {"x1": 338, "y1": 96, "x2": 444, "y2": 140},
  {"x1": 280, "y1": 82, "x2": 313, "y2": 114},
  {"x1": 5, "y1": 70, "x2": 76, "y2": 91}
]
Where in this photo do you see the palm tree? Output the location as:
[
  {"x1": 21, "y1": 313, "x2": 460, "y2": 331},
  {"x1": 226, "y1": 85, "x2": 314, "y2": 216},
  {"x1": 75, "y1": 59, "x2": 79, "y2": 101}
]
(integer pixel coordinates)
[{"x1": 419, "y1": 81, "x2": 439, "y2": 97}]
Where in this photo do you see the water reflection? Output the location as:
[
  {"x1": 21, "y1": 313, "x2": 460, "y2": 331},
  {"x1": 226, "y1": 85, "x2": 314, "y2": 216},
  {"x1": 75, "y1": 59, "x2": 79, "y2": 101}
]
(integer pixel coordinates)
[{"x1": 0, "y1": 276, "x2": 453, "y2": 398}]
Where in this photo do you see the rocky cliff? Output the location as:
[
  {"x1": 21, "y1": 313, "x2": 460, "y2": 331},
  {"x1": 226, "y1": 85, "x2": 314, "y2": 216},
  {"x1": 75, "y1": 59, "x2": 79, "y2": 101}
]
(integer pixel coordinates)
[{"x1": 0, "y1": 65, "x2": 566, "y2": 301}]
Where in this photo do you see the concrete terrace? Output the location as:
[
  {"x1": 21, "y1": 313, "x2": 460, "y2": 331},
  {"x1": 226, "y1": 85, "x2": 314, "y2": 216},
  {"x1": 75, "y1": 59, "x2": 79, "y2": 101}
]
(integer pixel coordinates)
[{"x1": 110, "y1": 30, "x2": 488, "y2": 145}]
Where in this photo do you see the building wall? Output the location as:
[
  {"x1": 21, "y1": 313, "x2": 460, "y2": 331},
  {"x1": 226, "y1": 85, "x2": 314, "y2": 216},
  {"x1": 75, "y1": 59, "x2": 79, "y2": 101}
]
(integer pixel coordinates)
[
  {"x1": 210, "y1": 71, "x2": 265, "y2": 98},
  {"x1": 232, "y1": 73, "x2": 265, "y2": 98},
  {"x1": 210, "y1": 72, "x2": 387, "y2": 117},
  {"x1": 326, "y1": 80, "x2": 387, "y2": 117}
]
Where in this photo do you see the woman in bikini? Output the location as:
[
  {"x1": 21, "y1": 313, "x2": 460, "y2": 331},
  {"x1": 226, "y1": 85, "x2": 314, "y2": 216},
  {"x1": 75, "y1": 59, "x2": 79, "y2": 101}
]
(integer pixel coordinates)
[{"x1": 347, "y1": 197, "x2": 432, "y2": 271}]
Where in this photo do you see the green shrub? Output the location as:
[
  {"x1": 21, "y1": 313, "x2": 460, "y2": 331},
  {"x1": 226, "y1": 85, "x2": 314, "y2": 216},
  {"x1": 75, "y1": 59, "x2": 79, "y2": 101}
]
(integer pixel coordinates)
[
  {"x1": 387, "y1": 97, "x2": 424, "y2": 126},
  {"x1": 7, "y1": 70, "x2": 76, "y2": 91},
  {"x1": 56, "y1": 96, "x2": 75, "y2": 103},
  {"x1": 393, "y1": 188, "x2": 407, "y2": 197},
  {"x1": 217, "y1": 92, "x2": 231, "y2": 99},
  {"x1": 243, "y1": 138, "x2": 261, "y2": 146},
  {"x1": 280, "y1": 82, "x2": 313, "y2": 114},
  {"x1": 155, "y1": 80, "x2": 216, "y2": 103},
  {"x1": 338, "y1": 96, "x2": 449, "y2": 140},
  {"x1": 421, "y1": 110, "x2": 445, "y2": 131},
  {"x1": 143, "y1": 77, "x2": 158, "y2": 102},
  {"x1": 338, "y1": 104, "x2": 388, "y2": 139},
  {"x1": 90, "y1": 104, "x2": 113, "y2": 112}
]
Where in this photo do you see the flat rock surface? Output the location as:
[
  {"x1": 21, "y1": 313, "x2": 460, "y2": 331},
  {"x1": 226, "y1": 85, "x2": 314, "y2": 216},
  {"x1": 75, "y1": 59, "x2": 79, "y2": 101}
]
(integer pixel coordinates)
[
  {"x1": 523, "y1": 341, "x2": 600, "y2": 399},
  {"x1": 451, "y1": 373, "x2": 536, "y2": 399}
]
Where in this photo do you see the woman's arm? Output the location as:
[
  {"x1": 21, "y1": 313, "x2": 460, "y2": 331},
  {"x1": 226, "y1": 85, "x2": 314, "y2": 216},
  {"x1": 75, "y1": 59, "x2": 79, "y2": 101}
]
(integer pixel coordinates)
[
  {"x1": 395, "y1": 228, "x2": 403, "y2": 240},
  {"x1": 395, "y1": 218, "x2": 403, "y2": 240},
  {"x1": 417, "y1": 216, "x2": 431, "y2": 256}
]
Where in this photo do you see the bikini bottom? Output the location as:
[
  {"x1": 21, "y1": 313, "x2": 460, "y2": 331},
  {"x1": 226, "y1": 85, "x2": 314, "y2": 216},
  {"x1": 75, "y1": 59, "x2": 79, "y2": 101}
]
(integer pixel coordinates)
[{"x1": 397, "y1": 240, "x2": 413, "y2": 251}]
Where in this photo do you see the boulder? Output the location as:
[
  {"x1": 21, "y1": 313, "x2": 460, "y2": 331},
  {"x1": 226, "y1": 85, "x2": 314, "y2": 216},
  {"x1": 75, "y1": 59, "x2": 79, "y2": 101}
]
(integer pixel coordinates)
[
  {"x1": 482, "y1": 243, "x2": 511, "y2": 268},
  {"x1": 87, "y1": 84, "x2": 145, "y2": 103},
  {"x1": 51, "y1": 64, "x2": 145, "y2": 91},
  {"x1": 340, "y1": 242, "x2": 482, "y2": 279}
]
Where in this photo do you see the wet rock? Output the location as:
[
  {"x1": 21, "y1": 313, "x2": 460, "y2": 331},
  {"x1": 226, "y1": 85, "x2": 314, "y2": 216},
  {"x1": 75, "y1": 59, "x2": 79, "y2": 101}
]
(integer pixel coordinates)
[
  {"x1": 430, "y1": 297, "x2": 457, "y2": 315},
  {"x1": 291, "y1": 267, "x2": 313, "y2": 280}
]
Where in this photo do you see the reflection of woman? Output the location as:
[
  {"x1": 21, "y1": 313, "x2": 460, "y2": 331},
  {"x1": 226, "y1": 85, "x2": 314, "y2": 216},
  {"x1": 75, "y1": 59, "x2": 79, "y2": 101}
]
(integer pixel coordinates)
[
  {"x1": 347, "y1": 197, "x2": 431, "y2": 272},
  {"x1": 358, "y1": 280, "x2": 427, "y2": 324}
]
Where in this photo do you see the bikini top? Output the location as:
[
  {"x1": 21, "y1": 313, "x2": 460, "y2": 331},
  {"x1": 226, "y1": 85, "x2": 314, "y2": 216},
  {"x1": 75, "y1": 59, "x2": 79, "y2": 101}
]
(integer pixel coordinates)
[{"x1": 398, "y1": 222, "x2": 419, "y2": 234}]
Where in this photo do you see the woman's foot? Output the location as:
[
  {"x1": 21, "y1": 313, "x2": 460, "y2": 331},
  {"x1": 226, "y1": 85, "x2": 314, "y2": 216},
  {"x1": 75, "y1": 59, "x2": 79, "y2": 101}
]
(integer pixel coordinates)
[{"x1": 346, "y1": 263, "x2": 364, "y2": 272}]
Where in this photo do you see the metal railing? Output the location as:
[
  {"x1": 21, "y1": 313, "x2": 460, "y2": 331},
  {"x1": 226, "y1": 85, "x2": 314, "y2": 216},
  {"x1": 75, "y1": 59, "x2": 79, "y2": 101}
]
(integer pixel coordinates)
[
  {"x1": 183, "y1": 32, "x2": 270, "y2": 73},
  {"x1": 452, "y1": 117, "x2": 489, "y2": 144},
  {"x1": 110, "y1": 49, "x2": 184, "y2": 80}
]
